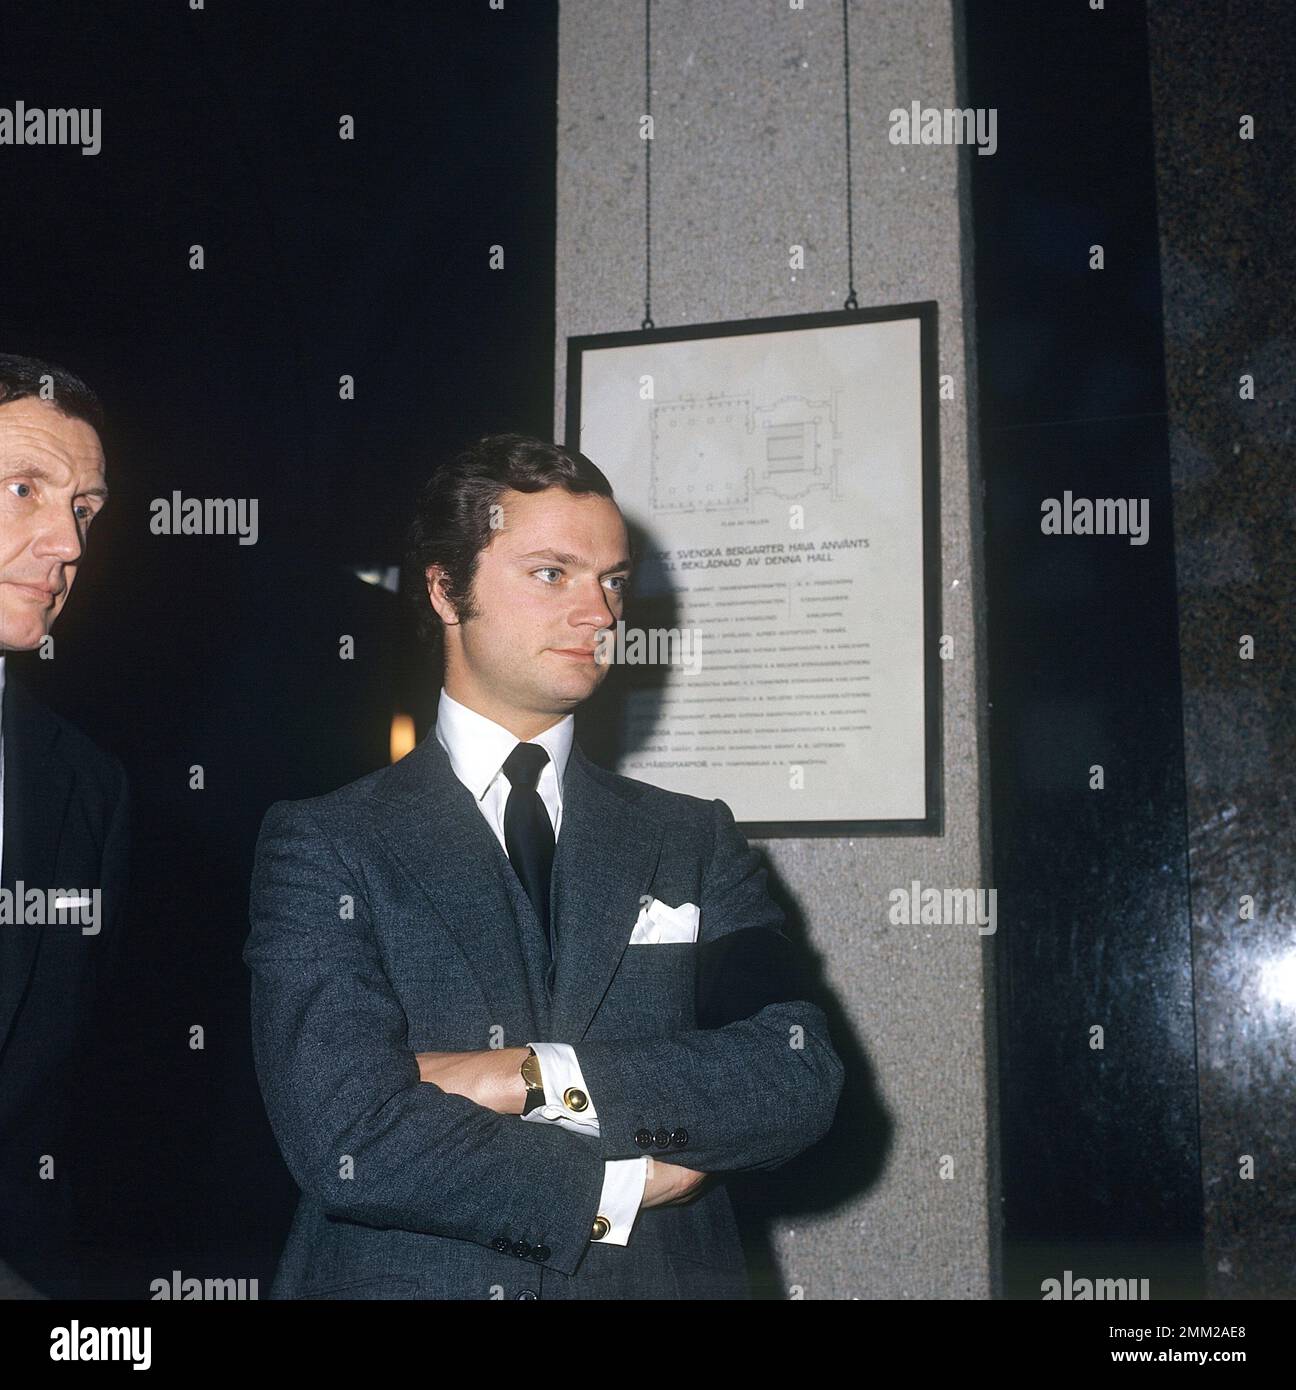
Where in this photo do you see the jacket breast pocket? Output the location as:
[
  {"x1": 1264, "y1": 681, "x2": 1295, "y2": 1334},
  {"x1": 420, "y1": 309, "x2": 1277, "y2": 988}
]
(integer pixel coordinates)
[{"x1": 595, "y1": 942, "x2": 697, "y2": 1037}]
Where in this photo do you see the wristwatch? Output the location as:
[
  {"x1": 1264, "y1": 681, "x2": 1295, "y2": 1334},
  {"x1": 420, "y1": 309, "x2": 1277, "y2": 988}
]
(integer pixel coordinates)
[{"x1": 521, "y1": 1046, "x2": 547, "y2": 1116}]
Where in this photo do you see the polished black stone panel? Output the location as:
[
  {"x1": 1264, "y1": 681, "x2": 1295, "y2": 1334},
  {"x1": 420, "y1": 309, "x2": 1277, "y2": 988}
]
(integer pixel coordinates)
[
  {"x1": 983, "y1": 416, "x2": 1203, "y2": 1298},
  {"x1": 964, "y1": 0, "x2": 1204, "y2": 1297},
  {"x1": 1146, "y1": 0, "x2": 1296, "y2": 1300}
]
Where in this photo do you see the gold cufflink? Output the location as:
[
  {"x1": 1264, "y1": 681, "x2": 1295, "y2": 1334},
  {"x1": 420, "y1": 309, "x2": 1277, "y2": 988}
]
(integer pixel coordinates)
[
  {"x1": 590, "y1": 1216, "x2": 611, "y2": 1240},
  {"x1": 564, "y1": 1087, "x2": 589, "y2": 1112}
]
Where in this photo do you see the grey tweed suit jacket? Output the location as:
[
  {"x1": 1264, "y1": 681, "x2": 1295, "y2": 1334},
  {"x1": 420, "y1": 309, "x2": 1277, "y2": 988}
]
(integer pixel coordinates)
[{"x1": 244, "y1": 729, "x2": 843, "y2": 1300}]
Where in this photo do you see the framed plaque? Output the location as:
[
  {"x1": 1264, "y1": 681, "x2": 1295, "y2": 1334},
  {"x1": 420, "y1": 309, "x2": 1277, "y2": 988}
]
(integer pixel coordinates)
[{"x1": 565, "y1": 301, "x2": 941, "y2": 837}]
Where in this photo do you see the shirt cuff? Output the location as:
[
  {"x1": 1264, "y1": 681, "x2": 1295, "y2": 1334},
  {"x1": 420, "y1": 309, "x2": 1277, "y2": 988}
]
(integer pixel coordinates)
[
  {"x1": 592, "y1": 1158, "x2": 650, "y2": 1246},
  {"x1": 520, "y1": 1041, "x2": 601, "y2": 1136}
]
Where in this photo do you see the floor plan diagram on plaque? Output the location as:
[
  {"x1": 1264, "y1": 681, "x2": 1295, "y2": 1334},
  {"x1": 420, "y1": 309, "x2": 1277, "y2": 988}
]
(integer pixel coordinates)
[{"x1": 649, "y1": 390, "x2": 844, "y2": 513}]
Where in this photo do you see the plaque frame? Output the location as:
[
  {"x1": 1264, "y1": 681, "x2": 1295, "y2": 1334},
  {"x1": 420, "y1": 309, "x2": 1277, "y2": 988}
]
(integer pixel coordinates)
[{"x1": 565, "y1": 300, "x2": 942, "y2": 838}]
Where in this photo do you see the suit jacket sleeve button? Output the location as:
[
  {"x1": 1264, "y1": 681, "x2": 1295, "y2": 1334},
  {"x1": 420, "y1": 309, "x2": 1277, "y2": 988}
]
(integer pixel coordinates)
[
  {"x1": 533, "y1": 1245, "x2": 551, "y2": 1262},
  {"x1": 491, "y1": 1237, "x2": 511, "y2": 1253},
  {"x1": 671, "y1": 1128, "x2": 688, "y2": 1147},
  {"x1": 653, "y1": 1127, "x2": 671, "y2": 1148},
  {"x1": 634, "y1": 1128, "x2": 654, "y2": 1149},
  {"x1": 515, "y1": 1289, "x2": 538, "y2": 1299},
  {"x1": 563, "y1": 1087, "x2": 589, "y2": 1112},
  {"x1": 590, "y1": 1216, "x2": 611, "y2": 1240},
  {"x1": 511, "y1": 1241, "x2": 531, "y2": 1258}
]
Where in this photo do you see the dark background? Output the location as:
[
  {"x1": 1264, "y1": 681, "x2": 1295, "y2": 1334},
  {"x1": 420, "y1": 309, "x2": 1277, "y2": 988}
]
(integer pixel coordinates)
[{"x1": 1, "y1": 0, "x2": 558, "y2": 1294}]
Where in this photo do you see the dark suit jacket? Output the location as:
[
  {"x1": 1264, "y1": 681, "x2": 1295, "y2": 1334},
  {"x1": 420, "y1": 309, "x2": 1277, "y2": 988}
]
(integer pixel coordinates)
[
  {"x1": 0, "y1": 670, "x2": 129, "y2": 1298},
  {"x1": 245, "y1": 730, "x2": 844, "y2": 1300}
]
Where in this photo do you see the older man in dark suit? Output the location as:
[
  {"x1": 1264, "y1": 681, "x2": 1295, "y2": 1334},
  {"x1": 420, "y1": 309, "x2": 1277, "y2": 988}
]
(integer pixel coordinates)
[
  {"x1": 245, "y1": 433, "x2": 843, "y2": 1299},
  {"x1": 0, "y1": 354, "x2": 128, "y2": 1298}
]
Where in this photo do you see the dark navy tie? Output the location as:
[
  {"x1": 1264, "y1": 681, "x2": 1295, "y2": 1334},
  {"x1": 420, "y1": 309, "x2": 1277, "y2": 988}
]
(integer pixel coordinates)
[{"x1": 502, "y1": 742, "x2": 555, "y2": 960}]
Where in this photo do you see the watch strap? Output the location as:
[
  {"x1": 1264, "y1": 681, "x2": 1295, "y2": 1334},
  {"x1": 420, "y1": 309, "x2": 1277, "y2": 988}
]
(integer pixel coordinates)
[{"x1": 521, "y1": 1045, "x2": 547, "y2": 1115}]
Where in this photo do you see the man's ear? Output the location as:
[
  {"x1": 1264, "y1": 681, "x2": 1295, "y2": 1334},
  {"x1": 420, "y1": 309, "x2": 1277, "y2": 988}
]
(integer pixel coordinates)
[{"x1": 425, "y1": 565, "x2": 459, "y2": 626}]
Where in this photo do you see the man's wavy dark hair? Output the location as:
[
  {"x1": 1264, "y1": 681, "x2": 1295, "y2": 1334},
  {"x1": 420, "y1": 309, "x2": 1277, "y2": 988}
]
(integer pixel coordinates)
[
  {"x1": 0, "y1": 352, "x2": 105, "y2": 435},
  {"x1": 402, "y1": 433, "x2": 620, "y2": 669}
]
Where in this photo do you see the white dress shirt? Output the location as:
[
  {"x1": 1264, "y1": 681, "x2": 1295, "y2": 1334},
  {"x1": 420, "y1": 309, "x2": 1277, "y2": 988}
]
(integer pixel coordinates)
[{"x1": 434, "y1": 688, "x2": 649, "y2": 1245}]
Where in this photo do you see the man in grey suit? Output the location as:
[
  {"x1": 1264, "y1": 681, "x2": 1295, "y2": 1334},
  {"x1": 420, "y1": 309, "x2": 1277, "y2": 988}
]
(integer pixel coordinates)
[{"x1": 245, "y1": 432, "x2": 843, "y2": 1299}]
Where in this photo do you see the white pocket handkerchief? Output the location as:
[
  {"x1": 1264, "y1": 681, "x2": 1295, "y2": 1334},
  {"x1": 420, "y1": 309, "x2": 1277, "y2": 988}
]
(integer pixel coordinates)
[{"x1": 629, "y1": 898, "x2": 701, "y2": 945}]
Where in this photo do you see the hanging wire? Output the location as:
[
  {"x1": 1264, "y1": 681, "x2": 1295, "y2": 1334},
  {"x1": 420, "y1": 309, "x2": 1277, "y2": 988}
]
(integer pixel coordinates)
[
  {"x1": 842, "y1": 0, "x2": 859, "y2": 311},
  {"x1": 642, "y1": 0, "x2": 655, "y2": 329},
  {"x1": 640, "y1": 0, "x2": 854, "y2": 321}
]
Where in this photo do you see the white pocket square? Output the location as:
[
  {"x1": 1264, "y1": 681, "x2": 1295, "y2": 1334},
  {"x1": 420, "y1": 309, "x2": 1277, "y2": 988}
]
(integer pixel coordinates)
[{"x1": 629, "y1": 898, "x2": 701, "y2": 945}]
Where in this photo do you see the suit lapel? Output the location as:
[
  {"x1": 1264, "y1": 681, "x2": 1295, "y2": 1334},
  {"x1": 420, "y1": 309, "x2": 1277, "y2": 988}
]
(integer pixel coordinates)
[
  {"x1": 367, "y1": 731, "x2": 664, "y2": 1044},
  {"x1": 550, "y1": 741, "x2": 664, "y2": 1041},
  {"x1": 373, "y1": 732, "x2": 547, "y2": 1038},
  {"x1": 0, "y1": 675, "x2": 75, "y2": 1061}
]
